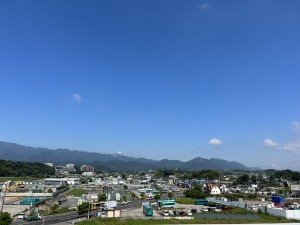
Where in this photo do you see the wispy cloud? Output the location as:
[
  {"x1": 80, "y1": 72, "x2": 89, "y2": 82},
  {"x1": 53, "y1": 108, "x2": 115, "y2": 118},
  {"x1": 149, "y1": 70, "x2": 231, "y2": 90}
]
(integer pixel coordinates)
[
  {"x1": 292, "y1": 121, "x2": 300, "y2": 131},
  {"x1": 72, "y1": 93, "x2": 83, "y2": 102},
  {"x1": 280, "y1": 139, "x2": 300, "y2": 154},
  {"x1": 263, "y1": 122, "x2": 300, "y2": 155},
  {"x1": 263, "y1": 139, "x2": 278, "y2": 147},
  {"x1": 200, "y1": 3, "x2": 210, "y2": 11},
  {"x1": 209, "y1": 138, "x2": 223, "y2": 145}
]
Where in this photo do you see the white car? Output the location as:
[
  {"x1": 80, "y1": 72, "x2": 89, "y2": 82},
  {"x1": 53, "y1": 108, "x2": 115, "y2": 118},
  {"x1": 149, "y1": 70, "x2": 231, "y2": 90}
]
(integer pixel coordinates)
[
  {"x1": 187, "y1": 211, "x2": 192, "y2": 216},
  {"x1": 96, "y1": 211, "x2": 106, "y2": 218},
  {"x1": 17, "y1": 213, "x2": 25, "y2": 219},
  {"x1": 168, "y1": 210, "x2": 174, "y2": 216},
  {"x1": 162, "y1": 210, "x2": 169, "y2": 216}
]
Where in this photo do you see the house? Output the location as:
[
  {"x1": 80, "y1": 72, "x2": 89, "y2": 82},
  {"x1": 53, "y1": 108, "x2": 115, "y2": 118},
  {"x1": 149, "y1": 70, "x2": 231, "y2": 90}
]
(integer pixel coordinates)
[
  {"x1": 210, "y1": 186, "x2": 221, "y2": 195},
  {"x1": 291, "y1": 184, "x2": 300, "y2": 197}
]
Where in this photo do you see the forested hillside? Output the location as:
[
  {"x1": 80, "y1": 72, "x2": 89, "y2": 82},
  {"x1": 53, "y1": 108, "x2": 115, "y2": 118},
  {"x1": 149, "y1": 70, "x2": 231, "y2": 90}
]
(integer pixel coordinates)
[{"x1": 0, "y1": 159, "x2": 55, "y2": 177}]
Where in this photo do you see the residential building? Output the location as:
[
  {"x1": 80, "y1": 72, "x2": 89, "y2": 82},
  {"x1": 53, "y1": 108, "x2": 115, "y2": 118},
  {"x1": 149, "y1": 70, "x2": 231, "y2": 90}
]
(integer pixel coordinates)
[{"x1": 80, "y1": 165, "x2": 95, "y2": 172}]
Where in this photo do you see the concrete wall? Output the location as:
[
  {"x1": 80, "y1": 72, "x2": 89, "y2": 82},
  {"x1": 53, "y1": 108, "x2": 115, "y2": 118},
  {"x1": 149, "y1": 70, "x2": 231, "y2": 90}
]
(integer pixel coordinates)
[{"x1": 4, "y1": 193, "x2": 53, "y2": 198}]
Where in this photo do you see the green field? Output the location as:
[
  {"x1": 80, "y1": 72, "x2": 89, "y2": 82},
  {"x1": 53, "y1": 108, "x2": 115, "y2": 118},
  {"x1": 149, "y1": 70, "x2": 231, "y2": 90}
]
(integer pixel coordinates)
[
  {"x1": 175, "y1": 197, "x2": 195, "y2": 204},
  {"x1": 0, "y1": 177, "x2": 41, "y2": 182},
  {"x1": 76, "y1": 202, "x2": 297, "y2": 224},
  {"x1": 76, "y1": 216, "x2": 295, "y2": 225},
  {"x1": 67, "y1": 188, "x2": 89, "y2": 197}
]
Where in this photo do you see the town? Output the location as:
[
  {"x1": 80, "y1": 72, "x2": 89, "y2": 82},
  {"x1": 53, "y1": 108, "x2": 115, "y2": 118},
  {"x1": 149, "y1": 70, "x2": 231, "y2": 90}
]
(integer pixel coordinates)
[{"x1": 1, "y1": 162, "x2": 300, "y2": 224}]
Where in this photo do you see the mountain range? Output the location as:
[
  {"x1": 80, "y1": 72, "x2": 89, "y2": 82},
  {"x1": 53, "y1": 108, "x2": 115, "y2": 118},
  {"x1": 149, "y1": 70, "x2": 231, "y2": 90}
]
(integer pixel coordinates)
[{"x1": 0, "y1": 141, "x2": 251, "y2": 171}]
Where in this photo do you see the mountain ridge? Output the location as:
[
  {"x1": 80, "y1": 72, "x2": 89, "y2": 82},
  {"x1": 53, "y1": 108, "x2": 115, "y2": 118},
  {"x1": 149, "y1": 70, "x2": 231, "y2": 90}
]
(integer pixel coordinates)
[{"x1": 0, "y1": 141, "x2": 250, "y2": 171}]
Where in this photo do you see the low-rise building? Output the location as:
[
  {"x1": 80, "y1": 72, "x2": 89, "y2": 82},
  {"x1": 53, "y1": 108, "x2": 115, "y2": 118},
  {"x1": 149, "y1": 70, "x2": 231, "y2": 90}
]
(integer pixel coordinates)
[
  {"x1": 210, "y1": 186, "x2": 221, "y2": 195},
  {"x1": 44, "y1": 178, "x2": 67, "y2": 186},
  {"x1": 67, "y1": 177, "x2": 80, "y2": 185},
  {"x1": 81, "y1": 165, "x2": 95, "y2": 172}
]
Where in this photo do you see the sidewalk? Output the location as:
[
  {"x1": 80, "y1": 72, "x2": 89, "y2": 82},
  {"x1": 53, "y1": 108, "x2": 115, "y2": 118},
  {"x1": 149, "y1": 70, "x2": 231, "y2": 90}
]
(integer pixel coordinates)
[{"x1": 51, "y1": 217, "x2": 87, "y2": 225}]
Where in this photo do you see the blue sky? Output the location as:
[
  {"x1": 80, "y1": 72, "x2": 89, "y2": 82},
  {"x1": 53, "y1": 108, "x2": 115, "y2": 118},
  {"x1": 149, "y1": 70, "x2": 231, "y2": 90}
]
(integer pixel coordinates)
[{"x1": 1, "y1": 0, "x2": 300, "y2": 170}]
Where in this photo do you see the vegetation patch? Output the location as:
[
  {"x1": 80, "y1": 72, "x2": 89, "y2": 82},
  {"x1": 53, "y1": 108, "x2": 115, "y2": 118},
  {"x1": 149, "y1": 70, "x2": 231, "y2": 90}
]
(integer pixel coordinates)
[
  {"x1": 44, "y1": 207, "x2": 76, "y2": 215},
  {"x1": 0, "y1": 159, "x2": 55, "y2": 177},
  {"x1": 174, "y1": 197, "x2": 195, "y2": 204},
  {"x1": 67, "y1": 188, "x2": 89, "y2": 197},
  {"x1": 76, "y1": 216, "x2": 295, "y2": 225}
]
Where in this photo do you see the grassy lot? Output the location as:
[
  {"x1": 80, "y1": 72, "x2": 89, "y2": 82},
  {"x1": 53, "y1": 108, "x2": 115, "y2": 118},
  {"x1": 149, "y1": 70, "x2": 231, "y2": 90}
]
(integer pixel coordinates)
[
  {"x1": 67, "y1": 188, "x2": 89, "y2": 197},
  {"x1": 175, "y1": 197, "x2": 195, "y2": 204},
  {"x1": 40, "y1": 207, "x2": 76, "y2": 215},
  {"x1": 76, "y1": 215, "x2": 296, "y2": 225},
  {"x1": 0, "y1": 177, "x2": 41, "y2": 182},
  {"x1": 77, "y1": 207, "x2": 297, "y2": 224}
]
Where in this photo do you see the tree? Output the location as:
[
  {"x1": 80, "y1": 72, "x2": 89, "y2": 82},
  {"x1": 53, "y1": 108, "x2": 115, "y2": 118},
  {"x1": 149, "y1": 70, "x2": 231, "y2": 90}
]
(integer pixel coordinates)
[
  {"x1": 250, "y1": 175, "x2": 257, "y2": 183},
  {"x1": 184, "y1": 186, "x2": 207, "y2": 199},
  {"x1": 154, "y1": 194, "x2": 161, "y2": 201},
  {"x1": 131, "y1": 192, "x2": 136, "y2": 201},
  {"x1": 167, "y1": 192, "x2": 173, "y2": 199},
  {"x1": 257, "y1": 174, "x2": 264, "y2": 183},
  {"x1": 0, "y1": 212, "x2": 13, "y2": 225},
  {"x1": 122, "y1": 195, "x2": 127, "y2": 202},
  {"x1": 237, "y1": 174, "x2": 250, "y2": 184},
  {"x1": 78, "y1": 202, "x2": 90, "y2": 215},
  {"x1": 51, "y1": 203, "x2": 58, "y2": 212},
  {"x1": 98, "y1": 193, "x2": 107, "y2": 202},
  {"x1": 140, "y1": 193, "x2": 145, "y2": 199}
]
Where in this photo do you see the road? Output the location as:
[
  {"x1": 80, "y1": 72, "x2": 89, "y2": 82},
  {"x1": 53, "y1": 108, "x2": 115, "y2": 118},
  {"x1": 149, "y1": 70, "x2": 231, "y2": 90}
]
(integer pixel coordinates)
[{"x1": 12, "y1": 211, "x2": 84, "y2": 225}]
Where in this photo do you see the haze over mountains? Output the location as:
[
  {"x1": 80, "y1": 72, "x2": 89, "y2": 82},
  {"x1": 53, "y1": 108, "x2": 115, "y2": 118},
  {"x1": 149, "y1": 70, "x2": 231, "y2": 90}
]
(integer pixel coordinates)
[{"x1": 0, "y1": 141, "x2": 251, "y2": 171}]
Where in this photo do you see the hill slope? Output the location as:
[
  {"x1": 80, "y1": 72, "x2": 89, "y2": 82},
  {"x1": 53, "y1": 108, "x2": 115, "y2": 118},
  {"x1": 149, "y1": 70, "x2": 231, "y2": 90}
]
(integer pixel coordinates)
[{"x1": 0, "y1": 159, "x2": 55, "y2": 177}]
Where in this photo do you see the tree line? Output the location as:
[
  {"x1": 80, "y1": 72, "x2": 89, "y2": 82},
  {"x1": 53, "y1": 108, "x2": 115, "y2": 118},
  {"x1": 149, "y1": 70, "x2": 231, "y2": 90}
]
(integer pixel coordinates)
[{"x1": 0, "y1": 159, "x2": 55, "y2": 177}]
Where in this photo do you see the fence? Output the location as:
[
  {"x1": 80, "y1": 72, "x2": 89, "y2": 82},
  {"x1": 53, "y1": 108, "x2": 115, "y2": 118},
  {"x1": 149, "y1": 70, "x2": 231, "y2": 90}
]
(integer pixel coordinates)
[{"x1": 206, "y1": 197, "x2": 300, "y2": 220}]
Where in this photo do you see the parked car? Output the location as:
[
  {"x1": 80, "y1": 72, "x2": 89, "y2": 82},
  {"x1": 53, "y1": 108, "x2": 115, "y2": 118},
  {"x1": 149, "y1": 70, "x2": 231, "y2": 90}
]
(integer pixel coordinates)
[
  {"x1": 173, "y1": 210, "x2": 180, "y2": 216},
  {"x1": 187, "y1": 211, "x2": 192, "y2": 216},
  {"x1": 179, "y1": 211, "x2": 187, "y2": 216},
  {"x1": 17, "y1": 213, "x2": 25, "y2": 219},
  {"x1": 162, "y1": 210, "x2": 169, "y2": 216},
  {"x1": 168, "y1": 210, "x2": 174, "y2": 216},
  {"x1": 191, "y1": 208, "x2": 197, "y2": 213},
  {"x1": 201, "y1": 207, "x2": 209, "y2": 212},
  {"x1": 25, "y1": 213, "x2": 41, "y2": 221},
  {"x1": 96, "y1": 211, "x2": 106, "y2": 218}
]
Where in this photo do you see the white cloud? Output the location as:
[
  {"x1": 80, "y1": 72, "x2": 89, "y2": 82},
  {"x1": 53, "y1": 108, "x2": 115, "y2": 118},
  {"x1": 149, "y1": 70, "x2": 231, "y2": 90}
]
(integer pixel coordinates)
[
  {"x1": 209, "y1": 138, "x2": 223, "y2": 145},
  {"x1": 280, "y1": 139, "x2": 300, "y2": 154},
  {"x1": 263, "y1": 139, "x2": 278, "y2": 147},
  {"x1": 200, "y1": 3, "x2": 210, "y2": 11},
  {"x1": 72, "y1": 93, "x2": 83, "y2": 102},
  {"x1": 263, "y1": 122, "x2": 300, "y2": 155},
  {"x1": 271, "y1": 163, "x2": 277, "y2": 168},
  {"x1": 292, "y1": 121, "x2": 300, "y2": 131},
  {"x1": 116, "y1": 151, "x2": 122, "y2": 155}
]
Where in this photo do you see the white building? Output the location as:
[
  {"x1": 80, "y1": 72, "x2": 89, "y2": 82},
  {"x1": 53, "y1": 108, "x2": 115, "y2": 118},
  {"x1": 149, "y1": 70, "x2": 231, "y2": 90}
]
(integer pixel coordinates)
[
  {"x1": 291, "y1": 184, "x2": 300, "y2": 196},
  {"x1": 44, "y1": 178, "x2": 67, "y2": 186},
  {"x1": 67, "y1": 177, "x2": 80, "y2": 185},
  {"x1": 210, "y1": 186, "x2": 221, "y2": 195},
  {"x1": 44, "y1": 163, "x2": 54, "y2": 167},
  {"x1": 82, "y1": 172, "x2": 95, "y2": 177},
  {"x1": 66, "y1": 164, "x2": 75, "y2": 169}
]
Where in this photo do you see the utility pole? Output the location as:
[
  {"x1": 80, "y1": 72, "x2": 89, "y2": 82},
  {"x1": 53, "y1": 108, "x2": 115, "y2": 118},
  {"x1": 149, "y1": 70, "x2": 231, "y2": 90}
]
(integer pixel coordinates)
[{"x1": 0, "y1": 182, "x2": 8, "y2": 215}]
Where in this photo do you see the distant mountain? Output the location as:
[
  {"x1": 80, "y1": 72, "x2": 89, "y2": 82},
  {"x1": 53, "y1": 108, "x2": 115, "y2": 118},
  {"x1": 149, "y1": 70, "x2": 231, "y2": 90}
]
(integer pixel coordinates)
[{"x1": 0, "y1": 141, "x2": 251, "y2": 171}]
